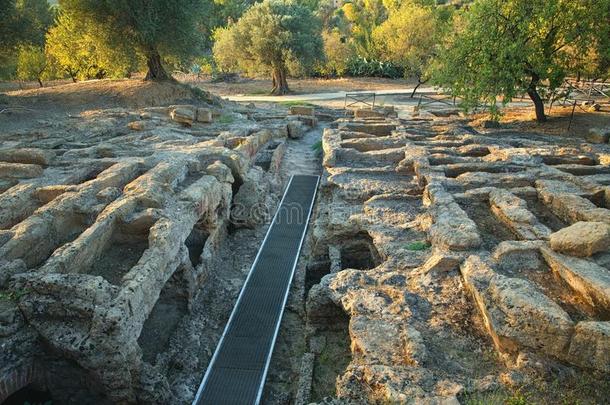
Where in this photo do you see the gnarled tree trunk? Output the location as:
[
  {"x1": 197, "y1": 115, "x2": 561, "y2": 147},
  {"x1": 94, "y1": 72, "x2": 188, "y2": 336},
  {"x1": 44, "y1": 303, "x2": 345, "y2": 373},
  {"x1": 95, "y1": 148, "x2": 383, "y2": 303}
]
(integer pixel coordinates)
[
  {"x1": 144, "y1": 49, "x2": 169, "y2": 81},
  {"x1": 527, "y1": 74, "x2": 547, "y2": 123},
  {"x1": 270, "y1": 65, "x2": 289, "y2": 95}
]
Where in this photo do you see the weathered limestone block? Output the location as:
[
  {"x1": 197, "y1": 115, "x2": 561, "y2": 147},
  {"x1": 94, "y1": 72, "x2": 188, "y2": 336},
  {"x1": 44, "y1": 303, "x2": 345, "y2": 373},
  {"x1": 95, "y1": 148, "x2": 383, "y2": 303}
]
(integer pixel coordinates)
[
  {"x1": 419, "y1": 253, "x2": 462, "y2": 274},
  {"x1": 287, "y1": 121, "x2": 307, "y2": 139},
  {"x1": 233, "y1": 129, "x2": 273, "y2": 158},
  {"x1": 339, "y1": 122, "x2": 396, "y2": 136},
  {"x1": 350, "y1": 315, "x2": 404, "y2": 364},
  {"x1": 230, "y1": 168, "x2": 269, "y2": 228},
  {"x1": 196, "y1": 107, "x2": 213, "y2": 123},
  {"x1": 0, "y1": 148, "x2": 54, "y2": 166},
  {"x1": 170, "y1": 107, "x2": 195, "y2": 126},
  {"x1": 206, "y1": 161, "x2": 234, "y2": 184},
  {"x1": 567, "y1": 321, "x2": 610, "y2": 373},
  {"x1": 35, "y1": 185, "x2": 71, "y2": 203},
  {"x1": 295, "y1": 115, "x2": 317, "y2": 127},
  {"x1": 426, "y1": 185, "x2": 481, "y2": 251},
  {"x1": 549, "y1": 221, "x2": 610, "y2": 257},
  {"x1": 289, "y1": 106, "x2": 314, "y2": 116},
  {"x1": 541, "y1": 246, "x2": 610, "y2": 312},
  {"x1": 0, "y1": 184, "x2": 38, "y2": 230},
  {"x1": 455, "y1": 171, "x2": 536, "y2": 189},
  {"x1": 127, "y1": 120, "x2": 153, "y2": 131},
  {"x1": 586, "y1": 128, "x2": 610, "y2": 144},
  {"x1": 0, "y1": 163, "x2": 43, "y2": 179},
  {"x1": 537, "y1": 182, "x2": 610, "y2": 225},
  {"x1": 461, "y1": 256, "x2": 574, "y2": 358},
  {"x1": 0, "y1": 260, "x2": 26, "y2": 288},
  {"x1": 354, "y1": 109, "x2": 386, "y2": 119},
  {"x1": 489, "y1": 189, "x2": 551, "y2": 240}
]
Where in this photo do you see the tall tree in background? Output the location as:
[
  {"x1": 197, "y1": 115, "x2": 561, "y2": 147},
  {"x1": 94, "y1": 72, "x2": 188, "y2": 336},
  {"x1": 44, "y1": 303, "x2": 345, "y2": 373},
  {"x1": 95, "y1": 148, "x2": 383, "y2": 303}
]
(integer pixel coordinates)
[
  {"x1": 373, "y1": 0, "x2": 448, "y2": 96},
  {"x1": 213, "y1": 0, "x2": 323, "y2": 95},
  {"x1": 46, "y1": 10, "x2": 141, "y2": 81},
  {"x1": 0, "y1": 0, "x2": 55, "y2": 78},
  {"x1": 61, "y1": 0, "x2": 207, "y2": 80},
  {"x1": 433, "y1": 0, "x2": 609, "y2": 122}
]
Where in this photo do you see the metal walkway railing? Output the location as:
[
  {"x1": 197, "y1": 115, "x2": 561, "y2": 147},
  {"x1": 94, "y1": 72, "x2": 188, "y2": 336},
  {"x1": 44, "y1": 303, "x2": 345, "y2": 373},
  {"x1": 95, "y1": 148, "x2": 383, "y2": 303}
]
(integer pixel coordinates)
[{"x1": 193, "y1": 175, "x2": 320, "y2": 405}]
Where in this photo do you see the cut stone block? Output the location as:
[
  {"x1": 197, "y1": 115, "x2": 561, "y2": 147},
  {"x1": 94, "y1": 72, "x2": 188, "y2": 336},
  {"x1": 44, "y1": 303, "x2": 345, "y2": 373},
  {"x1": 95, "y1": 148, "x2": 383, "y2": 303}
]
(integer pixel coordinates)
[
  {"x1": 541, "y1": 246, "x2": 610, "y2": 312},
  {"x1": 550, "y1": 221, "x2": 610, "y2": 257},
  {"x1": 568, "y1": 321, "x2": 610, "y2": 373}
]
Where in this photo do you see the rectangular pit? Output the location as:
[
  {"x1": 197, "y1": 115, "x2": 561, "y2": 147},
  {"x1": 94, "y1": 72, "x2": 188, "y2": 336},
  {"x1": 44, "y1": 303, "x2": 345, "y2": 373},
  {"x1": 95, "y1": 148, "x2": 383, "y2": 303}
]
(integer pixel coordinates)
[
  {"x1": 137, "y1": 278, "x2": 189, "y2": 365},
  {"x1": 458, "y1": 201, "x2": 515, "y2": 251},
  {"x1": 88, "y1": 219, "x2": 151, "y2": 285}
]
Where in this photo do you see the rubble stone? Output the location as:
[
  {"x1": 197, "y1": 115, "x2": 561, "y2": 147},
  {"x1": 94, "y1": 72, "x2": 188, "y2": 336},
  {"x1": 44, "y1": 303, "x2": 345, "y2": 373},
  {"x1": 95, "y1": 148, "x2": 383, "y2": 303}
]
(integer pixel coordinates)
[{"x1": 549, "y1": 221, "x2": 610, "y2": 257}]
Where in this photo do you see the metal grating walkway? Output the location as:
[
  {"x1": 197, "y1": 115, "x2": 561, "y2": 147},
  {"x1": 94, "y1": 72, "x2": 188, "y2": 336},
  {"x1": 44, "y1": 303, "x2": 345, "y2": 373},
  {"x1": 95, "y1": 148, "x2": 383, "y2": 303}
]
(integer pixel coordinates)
[{"x1": 193, "y1": 175, "x2": 320, "y2": 405}]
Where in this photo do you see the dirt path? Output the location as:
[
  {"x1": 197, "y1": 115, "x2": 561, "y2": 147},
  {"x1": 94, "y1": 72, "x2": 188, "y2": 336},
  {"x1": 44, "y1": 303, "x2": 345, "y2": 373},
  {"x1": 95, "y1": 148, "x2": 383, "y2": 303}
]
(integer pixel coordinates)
[{"x1": 280, "y1": 126, "x2": 325, "y2": 181}]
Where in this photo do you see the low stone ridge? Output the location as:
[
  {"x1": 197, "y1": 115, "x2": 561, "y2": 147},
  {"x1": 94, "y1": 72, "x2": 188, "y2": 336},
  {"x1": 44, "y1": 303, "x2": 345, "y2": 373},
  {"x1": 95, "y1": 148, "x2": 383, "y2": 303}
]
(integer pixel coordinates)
[
  {"x1": 306, "y1": 110, "x2": 610, "y2": 404},
  {"x1": 0, "y1": 97, "x2": 299, "y2": 403},
  {"x1": 549, "y1": 221, "x2": 610, "y2": 257}
]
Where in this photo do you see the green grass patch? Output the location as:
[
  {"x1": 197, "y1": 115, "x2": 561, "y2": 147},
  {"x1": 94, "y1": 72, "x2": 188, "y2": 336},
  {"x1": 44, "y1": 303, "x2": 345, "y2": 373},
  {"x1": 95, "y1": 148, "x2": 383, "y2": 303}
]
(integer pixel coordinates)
[
  {"x1": 217, "y1": 114, "x2": 235, "y2": 124},
  {"x1": 245, "y1": 90, "x2": 269, "y2": 95},
  {"x1": 277, "y1": 100, "x2": 316, "y2": 107},
  {"x1": 405, "y1": 241, "x2": 431, "y2": 251},
  {"x1": 311, "y1": 140, "x2": 323, "y2": 151}
]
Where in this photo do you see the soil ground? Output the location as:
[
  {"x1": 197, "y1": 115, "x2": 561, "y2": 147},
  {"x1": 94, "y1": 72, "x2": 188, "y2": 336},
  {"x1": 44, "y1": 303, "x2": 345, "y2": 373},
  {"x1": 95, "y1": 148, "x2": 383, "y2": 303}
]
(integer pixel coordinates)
[{"x1": 181, "y1": 75, "x2": 418, "y2": 97}]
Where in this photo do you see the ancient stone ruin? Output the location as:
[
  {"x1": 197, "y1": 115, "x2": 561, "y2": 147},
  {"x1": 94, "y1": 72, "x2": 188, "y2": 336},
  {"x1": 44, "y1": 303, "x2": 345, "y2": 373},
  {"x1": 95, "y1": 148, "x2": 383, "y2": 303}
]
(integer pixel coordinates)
[{"x1": 0, "y1": 86, "x2": 608, "y2": 404}]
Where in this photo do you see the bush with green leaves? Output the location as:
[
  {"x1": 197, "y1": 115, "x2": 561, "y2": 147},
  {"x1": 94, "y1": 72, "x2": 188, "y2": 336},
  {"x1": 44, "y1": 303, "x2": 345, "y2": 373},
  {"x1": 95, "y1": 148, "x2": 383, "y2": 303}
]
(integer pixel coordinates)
[
  {"x1": 0, "y1": 0, "x2": 55, "y2": 79},
  {"x1": 316, "y1": 29, "x2": 354, "y2": 77},
  {"x1": 16, "y1": 45, "x2": 57, "y2": 86},
  {"x1": 45, "y1": 10, "x2": 141, "y2": 81},
  {"x1": 345, "y1": 56, "x2": 403, "y2": 78},
  {"x1": 213, "y1": 0, "x2": 323, "y2": 95},
  {"x1": 373, "y1": 0, "x2": 448, "y2": 95},
  {"x1": 433, "y1": 0, "x2": 610, "y2": 122}
]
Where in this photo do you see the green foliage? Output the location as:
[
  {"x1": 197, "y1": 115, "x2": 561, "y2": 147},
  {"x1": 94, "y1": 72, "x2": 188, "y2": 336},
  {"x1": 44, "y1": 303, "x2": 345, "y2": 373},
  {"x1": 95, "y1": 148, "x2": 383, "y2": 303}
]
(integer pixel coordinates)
[
  {"x1": 277, "y1": 100, "x2": 316, "y2": 107},
  {"x1": 61, "y1": 0, "x2": 208, "y2": 79},
  {"x1": 45, "y1": 10, "x2": 141, "y2": 81},
  {"x1": 16, "y1": 45, "x2": 47, "y2": 84},
  {"x1": 373, "y1": 0, "x2": 447, "y2": 82},
  {"x1": 345, "y1": 56, "x2": 402, "y2": 78},
  {"x1": 316, "y1": 29, "x2": 354, "y2": 77},
  {"x1": 0, "y1": 0, "x2": 55, "y2": 79},
  {"x1": 405, "y1": 241, "x2": 431, "y2": 251},
  {"x1": 340, "y1": 0, "x2": 387, "y2": 58},
  {"x1": 213, "y1": 0, "x2": 323, "y2": 94},
  {"x1": 432, "y1": 0, "x2": 610, "y2": 121}
]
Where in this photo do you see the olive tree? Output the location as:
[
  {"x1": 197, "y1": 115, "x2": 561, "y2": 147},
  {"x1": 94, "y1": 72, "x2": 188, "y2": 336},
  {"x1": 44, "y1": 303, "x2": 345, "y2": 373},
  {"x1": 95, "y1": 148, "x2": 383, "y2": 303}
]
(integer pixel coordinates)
[
  {"x1": 61, "y1": 0, "x2": 207, "y2": 80},
  {"x1": 46, "y1": 10, "x2": 141, "y2": 81},
  {"x1": 213, "y1": 0, "x2": 323, "y2": 95},
  {"x1": 433, "y1": 0, "x2": 609, "y2": 122}
]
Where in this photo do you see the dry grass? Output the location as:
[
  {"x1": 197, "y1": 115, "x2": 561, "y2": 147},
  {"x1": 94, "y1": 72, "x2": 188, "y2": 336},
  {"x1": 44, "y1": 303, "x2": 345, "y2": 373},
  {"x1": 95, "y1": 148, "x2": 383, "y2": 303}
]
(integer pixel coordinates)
[{"x1": 470, "y1": 104, "x2": 610, "y2": 140}]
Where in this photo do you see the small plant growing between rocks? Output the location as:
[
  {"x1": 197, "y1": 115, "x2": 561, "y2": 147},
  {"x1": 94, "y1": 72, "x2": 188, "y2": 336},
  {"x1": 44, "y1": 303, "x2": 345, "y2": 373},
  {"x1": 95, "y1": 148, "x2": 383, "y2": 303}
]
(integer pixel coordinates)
[
  {"x1": 405, "y1": 241, "x2": 431, "y2": 251},
  {"x1": 217, "y1": 114, "x2": 235, "y2": 124},
  {"x1": 0, "y1": 288, "x2": 29, "y2": 302}
]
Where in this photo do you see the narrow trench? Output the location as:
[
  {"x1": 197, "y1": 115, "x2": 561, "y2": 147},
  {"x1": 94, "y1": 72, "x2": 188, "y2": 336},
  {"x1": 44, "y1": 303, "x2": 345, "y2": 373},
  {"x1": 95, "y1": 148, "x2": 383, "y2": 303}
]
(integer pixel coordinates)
[
  {"x1": 2, "y1": 386, "x2": 53, "y2": 405},
  {"x1": 138, "y1": 276, "x2": 189, "y2": 364},
  {"x1": 299, "y1": 233, "x2": 381, "y2": 402},
  {"x1": 185, "y1": 222, "x2": 209, "y2": 267},
  {"x1": 457, "y1": 200, "x2": 514, "y2": 251},
  {"x1": 89, "y1": 220, "x2": 151, "y2": 285}
]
